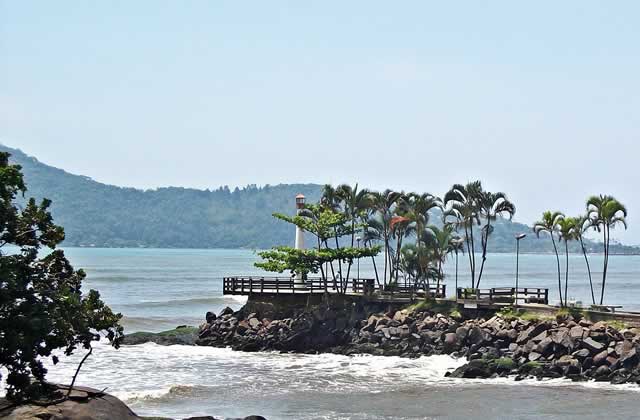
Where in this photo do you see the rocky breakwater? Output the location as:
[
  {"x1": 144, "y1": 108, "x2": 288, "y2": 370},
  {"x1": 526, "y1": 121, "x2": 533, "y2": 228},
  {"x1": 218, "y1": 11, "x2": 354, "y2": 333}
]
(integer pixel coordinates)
[{"x1": 197, "y1": 304, "x2": 640, "y2": 385}]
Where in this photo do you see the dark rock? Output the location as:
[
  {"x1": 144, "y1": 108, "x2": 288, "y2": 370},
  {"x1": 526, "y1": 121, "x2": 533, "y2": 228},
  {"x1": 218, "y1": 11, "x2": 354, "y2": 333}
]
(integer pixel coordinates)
[
  {"x1": 205, "y1": 311, "x2": 217, "y2": 323},
  {"x1": 582, "y1": 337, "x2": 605, "y2": 353},
  {"x1": 449, "y1": 359, "x2": 493, "y2": 379},
  {"x1": 443, "y1": 333, "x2": 459, "y2": 352},
  {"x1": 620, "y1": 347, "x2": 639, "y2": 368},
  {"x1": 593, "y1": 349, "x2": 610, "y2": 366},
  {"x1": 593, "y1": 365, "x2": 612, "y2": 380},
  {"x1": 219, "y1": 306, "x2": 234, "y2": 317},
  {"x1": 468, "y1": 326, "x2": 487, "y2": 346},
  {"x1": 1, "y1": 385, "x2": 141, "y2": 419}
]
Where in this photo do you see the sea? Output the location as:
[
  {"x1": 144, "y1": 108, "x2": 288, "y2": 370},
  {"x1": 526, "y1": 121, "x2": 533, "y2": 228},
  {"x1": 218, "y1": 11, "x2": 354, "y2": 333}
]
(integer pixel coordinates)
[{"x1": 4, "y1": 248, "x2": 640, "y2": 419}]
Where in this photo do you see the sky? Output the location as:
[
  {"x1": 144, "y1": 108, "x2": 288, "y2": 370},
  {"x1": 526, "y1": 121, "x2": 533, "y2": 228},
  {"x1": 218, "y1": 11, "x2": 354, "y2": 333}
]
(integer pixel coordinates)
[{"x1": 1, "y1": 1, "x2": 639, "y2": 243}]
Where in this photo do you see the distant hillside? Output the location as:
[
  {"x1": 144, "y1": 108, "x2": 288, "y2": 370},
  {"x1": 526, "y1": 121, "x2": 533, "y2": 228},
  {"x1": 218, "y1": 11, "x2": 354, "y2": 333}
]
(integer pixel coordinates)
[{"x1": 2, "y1": 145, "x2": 638, "y2": 254}]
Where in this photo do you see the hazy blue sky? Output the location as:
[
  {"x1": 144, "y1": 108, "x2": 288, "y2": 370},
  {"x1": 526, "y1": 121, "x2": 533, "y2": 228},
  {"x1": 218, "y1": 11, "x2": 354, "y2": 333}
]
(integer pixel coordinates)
[{"x1": 1, "y1": 1, "x2": 639, "y2": 243}]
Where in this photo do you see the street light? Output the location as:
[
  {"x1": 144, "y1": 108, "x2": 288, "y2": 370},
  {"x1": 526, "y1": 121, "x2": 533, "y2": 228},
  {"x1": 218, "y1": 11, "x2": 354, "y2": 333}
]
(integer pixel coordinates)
[
  {"x1": 356, "y1": 236, "x2": 362, "y2": 280},
  {"x1": 515, "y1": 233, "x2": 527, "y2": 308},
  {"x1": 453, "y1": 238, "x2": 464, "y2": 296}
]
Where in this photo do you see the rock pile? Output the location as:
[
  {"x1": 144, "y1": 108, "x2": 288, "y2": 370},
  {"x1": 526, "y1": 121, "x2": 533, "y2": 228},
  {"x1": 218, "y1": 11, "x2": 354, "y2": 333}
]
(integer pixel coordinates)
[{"x1": 197, "y1": 305, "x2": 640, "y2": 385}]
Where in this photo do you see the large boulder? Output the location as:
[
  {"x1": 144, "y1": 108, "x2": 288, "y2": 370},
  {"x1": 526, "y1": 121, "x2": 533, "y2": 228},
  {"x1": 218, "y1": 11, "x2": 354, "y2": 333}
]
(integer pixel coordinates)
[
  {"x1": 448, "y1": 359, "x2": 493, "y2": 379},
  {"x1": 1, "y1": 385, "x2": 141, "y2": 420}
]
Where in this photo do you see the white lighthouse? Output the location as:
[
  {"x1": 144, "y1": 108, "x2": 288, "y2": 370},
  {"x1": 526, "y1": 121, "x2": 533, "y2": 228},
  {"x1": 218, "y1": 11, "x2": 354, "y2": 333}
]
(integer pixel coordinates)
[{"x1": 294, "y1": 194, "x2": 305, "y2": 283}]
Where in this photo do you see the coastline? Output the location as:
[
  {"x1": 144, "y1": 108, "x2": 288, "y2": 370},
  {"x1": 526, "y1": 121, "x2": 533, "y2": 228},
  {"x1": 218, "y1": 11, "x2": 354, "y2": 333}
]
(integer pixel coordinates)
[{"x1": 127, "y1": 296, "x2": 640, "y2": 387}]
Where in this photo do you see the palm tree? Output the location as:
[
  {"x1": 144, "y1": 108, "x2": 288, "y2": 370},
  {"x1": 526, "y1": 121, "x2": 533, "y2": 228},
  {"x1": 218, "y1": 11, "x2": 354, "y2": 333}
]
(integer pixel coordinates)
[
  {"x1": 574, "y1": 214, "x2": 596, "y2": 304},
  {"x1": 428, "y1": 224, "x2": 463, "y2": 296},
  {"x1": 476, "y1": 191, "x2": 516, "y2": 287},
  {"x1": 533, "y1": 211, "x2": 565, "y2": 307},
  {"x1": 361, "y1": 214, "x2": 382, "y2": 286},
  {"x1": 405, "y1": 192, "x2": 441, "y2": 244},
  {"x1": 443, "y1": 181, "x2": 482, "y2": 288},
  {"x1": 336, "y1": 184, "x2": 371, "y2": 282},
  {"x1": 369, "y1": 189, "x2": 402, "y2": 286},
  {"x1": 390, "y1": 208, "x2": 411, "y2": 286},
  {"x1": 557, "y1": 217, "x2": 578, "y2": 307},
  {"x1": 320, "y1": 184, "x2": 345, "y2": 283},
  {"x1": 587, "y1": 195, "x2": 628, "y2": 305}
]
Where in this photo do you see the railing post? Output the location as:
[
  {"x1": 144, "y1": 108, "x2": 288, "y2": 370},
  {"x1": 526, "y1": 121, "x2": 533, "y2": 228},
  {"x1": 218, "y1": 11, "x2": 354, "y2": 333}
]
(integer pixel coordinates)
[
  {"x1": 241, "y1": 277, "x2": 245, "y2": 294},
  {"x1": 249, "y1": 277, "x2": 253, "y2": 295},
  {"x1": 276, "y1": 277, "x2": 279, "y2": 294},
  {"x1": 260, "y1": 277, "x2": 264, "y2": 294},
  {"x1": 544, "y1": 289, "x2": 548, "y2": 305}
]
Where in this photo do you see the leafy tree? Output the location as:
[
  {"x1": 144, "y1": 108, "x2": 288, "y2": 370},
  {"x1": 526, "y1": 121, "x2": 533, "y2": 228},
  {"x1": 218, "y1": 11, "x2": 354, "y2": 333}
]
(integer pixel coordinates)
[
  {"x1": 254, "y1": 246, "x2": 381, "y2": 293},
  {"x1": 587, "y1": 195, "x2": 628, "y2": 304},
  {"x1": 533, "y1": 211, "x2": 565, "y2": 306},
  {"x1": 0, "y1": 152, "x2": 123, "y2": 403}
]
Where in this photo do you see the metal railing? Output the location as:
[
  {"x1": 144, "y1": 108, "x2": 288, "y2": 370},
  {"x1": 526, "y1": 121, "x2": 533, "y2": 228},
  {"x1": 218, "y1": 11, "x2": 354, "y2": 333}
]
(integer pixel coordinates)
[
  {"x1": 222, "y1": 276, "x2": 447, "y2": 298},
  {"x1": 456, "y1": 287, "x2": 549, "y2": 305}
]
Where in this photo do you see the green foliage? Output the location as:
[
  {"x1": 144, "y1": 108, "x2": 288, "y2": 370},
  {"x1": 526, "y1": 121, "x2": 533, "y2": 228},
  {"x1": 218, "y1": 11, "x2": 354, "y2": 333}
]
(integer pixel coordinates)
[
  {"x1": 0, "y1": 152, "x2": 123, "y2": 402},
  {"x1": 493, "y1": 357, "x2": 515, "y2": 370},
  {"x1": 498, "y1": 307, "x2": 546, "y2": 322},
  {"x1": 520, "y1": 361, "x2": 542, "y2": 373},
  {"x1": 255, "y1": 245, "x2": 381, "y2": 277}
]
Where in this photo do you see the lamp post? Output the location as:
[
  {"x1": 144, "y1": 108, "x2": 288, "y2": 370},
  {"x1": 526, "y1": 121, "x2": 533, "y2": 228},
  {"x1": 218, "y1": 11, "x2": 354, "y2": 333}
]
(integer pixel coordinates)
[
  {"x1": 515, "y1": 233, "x2": 527, "y2": 307},
  {"x1": 454, "y1": 238, "x2": 464, "y2": 298},
  {"x1": 294, "y1": 194, "x2": 306, "y2": 284},
  {"x1": 356, "y1": 236, "x2": 361, "y2": 281}
]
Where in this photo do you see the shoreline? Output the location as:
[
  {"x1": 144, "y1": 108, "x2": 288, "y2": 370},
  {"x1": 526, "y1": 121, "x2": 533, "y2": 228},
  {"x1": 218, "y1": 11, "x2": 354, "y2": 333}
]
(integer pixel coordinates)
[{"x1": 125, "y1": 296, "x2": 640, "y2": 387}]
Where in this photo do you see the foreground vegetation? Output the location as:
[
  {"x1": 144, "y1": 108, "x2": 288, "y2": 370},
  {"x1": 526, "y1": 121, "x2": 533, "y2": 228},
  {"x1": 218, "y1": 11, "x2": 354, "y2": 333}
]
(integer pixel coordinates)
[{"x1": 0, "y1": 152, "x2": 123, "y2": 402}]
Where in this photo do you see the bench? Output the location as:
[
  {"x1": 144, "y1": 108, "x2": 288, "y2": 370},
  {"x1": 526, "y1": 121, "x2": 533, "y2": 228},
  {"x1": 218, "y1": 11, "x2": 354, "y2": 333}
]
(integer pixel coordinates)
[{"x1": 590, "y1": 304, "x2": 623, "y2": 313}]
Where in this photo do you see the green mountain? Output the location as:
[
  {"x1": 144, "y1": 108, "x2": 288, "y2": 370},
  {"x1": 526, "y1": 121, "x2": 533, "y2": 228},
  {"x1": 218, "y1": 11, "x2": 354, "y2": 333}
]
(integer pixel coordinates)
[{"x1": 2, "y1": 145, "x2": 637, "y2": 254}]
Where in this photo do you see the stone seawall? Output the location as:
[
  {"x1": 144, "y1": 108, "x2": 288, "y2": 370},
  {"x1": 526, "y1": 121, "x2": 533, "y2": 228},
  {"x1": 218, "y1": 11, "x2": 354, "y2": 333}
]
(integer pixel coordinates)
[{"x1": 196, "y1": 295, "x2": 640, "y2": 385}]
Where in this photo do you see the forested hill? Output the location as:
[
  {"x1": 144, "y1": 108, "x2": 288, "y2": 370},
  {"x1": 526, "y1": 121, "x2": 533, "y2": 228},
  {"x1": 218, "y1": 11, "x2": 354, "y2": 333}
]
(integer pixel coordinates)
[{"x1": 3, "y1": 145, "x2": 638, "y2": 254}]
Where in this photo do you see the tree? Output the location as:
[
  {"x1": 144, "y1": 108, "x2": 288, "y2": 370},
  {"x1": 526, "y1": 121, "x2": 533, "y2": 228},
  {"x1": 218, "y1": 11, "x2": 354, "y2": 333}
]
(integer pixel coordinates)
[
  {"x1": 361, "y1": 214, "x2": 382, "y2": 286},
  {"x1": 0, "y1": 152, "x2": 123, "y2": 402},
  {"x1": 557, "y1": 217, "x2": 578, "y2": 307},
  {"x1": 573, "y1": 215, "x2": 596, "y2": 304},
  {"x1": 587, "y1": 195, "x2": 628, "y2": 305},
  {"x1": 427, "y1": 224, "x2": 462, "y2": 295},
  {"x1": 476, "y1": 191, "x2": 516, "y2": 287},
  {"x1": 533, "y1": 211, "x2": 565, "y2": 307},
  {"x1": 369, "y1": 189, "x2": 402, "y2": 286},
  {"x1": 443, "y1": 181, "x2": 482, "y2": 288},
  {"x1": 273, "y1": 204, "x2": 347, "y2": 288},
  {"x1": 336, "y1": 184, "x2": 371, "y2": 282}
]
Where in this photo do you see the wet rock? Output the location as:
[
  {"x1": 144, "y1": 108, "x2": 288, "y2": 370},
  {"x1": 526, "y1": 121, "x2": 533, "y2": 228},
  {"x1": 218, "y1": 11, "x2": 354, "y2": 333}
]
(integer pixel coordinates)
[
  {"x1": 443, "y1": 333, "x2": 459, "y2": 352},
  {"x1": 205, "y1": 311, "x2": 217, "y2": 323},
  {"x1": 449, "y1": 359, "x2": 493, "y2": 379},
  {"x1": 593, "y1": 365, "x2": 612, "y2": 381}
]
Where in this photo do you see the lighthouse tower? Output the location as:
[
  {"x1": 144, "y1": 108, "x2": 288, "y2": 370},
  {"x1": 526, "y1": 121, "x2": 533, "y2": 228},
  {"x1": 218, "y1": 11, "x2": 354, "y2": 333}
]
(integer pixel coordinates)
[
  {"x1": 294, "y1": 194, "x2": 305, "y2": 250},
  {"x1": 294, "y1": 194, "x2": 305, "y2": 282}
]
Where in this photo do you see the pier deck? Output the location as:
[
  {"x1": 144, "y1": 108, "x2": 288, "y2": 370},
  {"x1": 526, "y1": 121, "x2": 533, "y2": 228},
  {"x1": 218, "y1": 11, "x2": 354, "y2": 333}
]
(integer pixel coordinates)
[{"x1": 222, "y1": 276, "x2": 446, "y2": 300}]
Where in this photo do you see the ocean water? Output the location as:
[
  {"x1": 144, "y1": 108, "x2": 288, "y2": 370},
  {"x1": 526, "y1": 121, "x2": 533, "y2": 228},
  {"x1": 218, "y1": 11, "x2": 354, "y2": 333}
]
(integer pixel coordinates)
[{"x1": 5, "y1": 248, "x2": 640, "y2": 419}]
